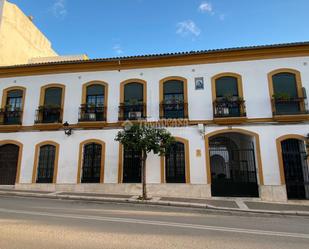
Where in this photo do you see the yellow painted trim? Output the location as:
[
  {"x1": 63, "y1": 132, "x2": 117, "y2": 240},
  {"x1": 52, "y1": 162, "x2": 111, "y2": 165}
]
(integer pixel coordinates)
[
  {"x1": 276, "y1": 134, "x2": 308, "y2": 185},
  {"x1": 204, "y1": 128, "x2": 264, "y2": 185},
  {"x1": 159, "y1": 76, "x2": 188, "y2": 118},
  {"x1": 32, "y1": 141, "x2": 60, "y2": 184},
  {"x1": 1, "y1": 86, "x2": 26, "y2": 124},
  {"x1": 77, "y1": 139, "x2": 106, "y2": 184},
  {"x1": 268, "y1": 68, "x2": 305, "y2": 114},
  {"x1": 1, "y1": 44, "x2": 309, "y2": 78},
  {"x1": 0, "y1": 140, "x2": 23, "y2": 184},
  {"x1": 39, "y1": 84, "x2": 66, "y2": 122},
  {"x1": 160, "y1": 137, "x2": 191, "y2": 184},
  {"x1": 119, "y1": 79, "x2": 147, "y2": 118}
]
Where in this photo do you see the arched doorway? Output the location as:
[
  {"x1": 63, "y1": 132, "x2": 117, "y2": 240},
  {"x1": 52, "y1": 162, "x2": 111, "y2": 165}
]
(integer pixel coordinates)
[
  {"x1": 208, "y1": 132, "x2": 259, "y2": 197},
  {"x1": 280, "y1": 138, "x2": 309, "y2": 199},
  {"x1": 0, "y1": 144, "x2": 20, "y2": 185}
]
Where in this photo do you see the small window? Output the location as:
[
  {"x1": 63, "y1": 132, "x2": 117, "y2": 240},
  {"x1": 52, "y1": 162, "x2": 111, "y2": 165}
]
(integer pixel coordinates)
[
  {"x1": 6, "y1": 90, "x2": 23, "y2": 110},
  {"x1": 273, "y1": 73, "x2": 298, "y2": 98},
  {"x1": 86, "y1": 84, "x2": 105, "y2": 107},
  {"x1": 272, "y1": 73, "x2": 300, "y2": 114},
  {"x1": 162, "y1": 80, "x2": 185, "y2": 119},
  {"x1": 44, "y1": 87, "x2": 62, "y2": 107},
  {"x1": 215, "y1": 76, "x2": 239, "y2": 98},
  {"x1": 124, "y1": 83, "x2": 143, "y2": 103}
]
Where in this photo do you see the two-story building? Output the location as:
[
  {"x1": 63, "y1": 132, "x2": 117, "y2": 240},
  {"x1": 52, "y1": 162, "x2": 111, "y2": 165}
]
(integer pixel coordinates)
[{"x1": 0, "y1": 42, "x2": 308, "y2": 202}]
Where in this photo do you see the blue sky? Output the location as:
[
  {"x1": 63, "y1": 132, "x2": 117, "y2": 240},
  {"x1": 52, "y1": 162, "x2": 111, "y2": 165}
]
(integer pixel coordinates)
[{"x1": 10, "y1": 0, "x2": 309, "y2": 59}]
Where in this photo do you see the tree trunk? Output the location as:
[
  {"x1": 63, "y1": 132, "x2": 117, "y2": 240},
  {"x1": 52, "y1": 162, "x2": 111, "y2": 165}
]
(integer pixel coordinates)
[{"x1": 141, "y1": 150, "x2": 147, "y2": 200}]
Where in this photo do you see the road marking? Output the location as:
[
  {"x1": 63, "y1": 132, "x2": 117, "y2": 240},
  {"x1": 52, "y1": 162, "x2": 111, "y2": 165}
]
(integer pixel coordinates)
[
  {"x1": 0, "y1": 208, "x2": 308, "y2": 239},
  {"x1": 235, "y1": 200, "x2": 249, "y2": 210}
]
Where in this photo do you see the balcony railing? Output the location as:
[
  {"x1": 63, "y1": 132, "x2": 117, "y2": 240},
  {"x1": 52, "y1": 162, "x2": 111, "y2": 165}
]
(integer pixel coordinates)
[
  {"x1": 272, "y1": 97, "x2": 308, "y2": 116},
  {"x1": 160, "y1": 102, "x2": 188, "y2": 119},
  {"x1": 78, "y1": 104, "x2": 106, "y2": 122},
  {"x1": 35, "y1": 106, "x2": 62, "y2": 124},
  {"x1": 0, "y1": 108, "x2": 22, "y2": 125},
  {"x1": 118, "y1": 103, "x2": 146, "y2": 121},
  {"x1": 213, "y1": 99, "x2": 246, "y2": 118}
]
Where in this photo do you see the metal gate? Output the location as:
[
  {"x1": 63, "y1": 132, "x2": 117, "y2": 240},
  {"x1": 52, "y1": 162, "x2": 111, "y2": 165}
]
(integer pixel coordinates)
[
  {"x1": 123, "y1": 148, "x2": 142, "y2": 183},
  {"x1": 81, "y1": 143, "x2": 102, "y2": 183},
  {"x1": 209, "y1": 137, "x2": 259, "y2": 197},
  {"x1": 36, "y1": 145, "x2": 56, "y2": 183},
  {"x1": 0, "y1": 144, "x2": 19, "y2": 185},
  {"x1": 165, "y1": 142, "x2": 186, "y2": 183},
  {"x1": 281, "y1": 139, "x2": 309, "y2": 200}
]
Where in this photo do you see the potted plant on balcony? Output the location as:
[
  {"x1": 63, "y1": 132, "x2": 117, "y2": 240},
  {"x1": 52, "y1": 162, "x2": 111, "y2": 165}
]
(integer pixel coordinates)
[{"x1": 272, "y1": 93, "x2": 291, "y2": 101}]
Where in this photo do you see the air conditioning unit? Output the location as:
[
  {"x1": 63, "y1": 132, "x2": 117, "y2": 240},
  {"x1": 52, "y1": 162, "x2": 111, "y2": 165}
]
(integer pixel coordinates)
[
  {"x1": 128, "y1": 111, "x2": 142, "y2": 119},
  {"x1": 87, "y1": 113, "x2": 96, "y2": 120}
]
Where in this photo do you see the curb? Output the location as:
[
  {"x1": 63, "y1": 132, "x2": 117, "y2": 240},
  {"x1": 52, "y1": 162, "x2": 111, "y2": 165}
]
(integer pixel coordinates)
[{"x1": 0, "y1": 191, "x2": 309, "y2": 217}]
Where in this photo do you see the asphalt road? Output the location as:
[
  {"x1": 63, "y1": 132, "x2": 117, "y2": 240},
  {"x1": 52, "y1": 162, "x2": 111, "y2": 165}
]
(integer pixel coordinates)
[{"x1": 0, "y1": 196, "x2": 308, "y2": 249}]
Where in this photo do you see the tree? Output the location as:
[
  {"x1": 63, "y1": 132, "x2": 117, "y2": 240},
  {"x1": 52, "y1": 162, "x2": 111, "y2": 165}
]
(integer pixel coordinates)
[{"x1": 115, "y1": 123, "x2": 175, "y2": 200}]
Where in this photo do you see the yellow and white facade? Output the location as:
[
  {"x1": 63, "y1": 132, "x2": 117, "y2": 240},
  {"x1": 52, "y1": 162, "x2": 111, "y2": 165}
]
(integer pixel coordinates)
[{"x1": 0, "y1": 42, "x2": 308, "y2": 202}]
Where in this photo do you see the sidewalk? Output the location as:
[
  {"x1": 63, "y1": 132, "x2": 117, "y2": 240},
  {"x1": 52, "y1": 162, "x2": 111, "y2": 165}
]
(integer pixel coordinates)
[{"x1": 0, "y1": 188, "x2": 309, "y2": 216}]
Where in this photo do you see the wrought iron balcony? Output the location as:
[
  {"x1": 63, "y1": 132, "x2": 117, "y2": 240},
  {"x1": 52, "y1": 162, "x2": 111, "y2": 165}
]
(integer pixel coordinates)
[
  {"x1": 160, "y1": 102, "x2": 188, "y2": 119},
  {"x1": 35, "y1": 106, "x2": 62, "y2": 124},
  {"x1": 78, "y1": 104, "x2": 106, "y2": 122},
  {"x1": 0, "y1": 107, "x2": 22, "y2": 125},
  {"x1": 118, "y1": 103, "x2": 146, "y2": 121},
  {"x1": 272, "y1": 97, "x2": 308, "y2": 116},
  {"x1": 213, "y1": 98, "x2": 246, "y2": 118}
]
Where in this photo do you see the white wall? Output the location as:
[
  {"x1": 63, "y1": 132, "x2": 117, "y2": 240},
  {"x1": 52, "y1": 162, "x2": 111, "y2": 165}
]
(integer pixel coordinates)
[
  {"x1": 0, "y1": 124, "x2": 308, "y2": 187},
  {"x1": 0, "y1": 56, "x2": 309, "y2": 125}
]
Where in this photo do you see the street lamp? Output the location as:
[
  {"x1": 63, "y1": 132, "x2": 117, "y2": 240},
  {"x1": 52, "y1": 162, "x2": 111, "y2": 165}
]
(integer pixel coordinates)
[{"x1": 63, "y1": 121, "x2": 72, "y2": 136}]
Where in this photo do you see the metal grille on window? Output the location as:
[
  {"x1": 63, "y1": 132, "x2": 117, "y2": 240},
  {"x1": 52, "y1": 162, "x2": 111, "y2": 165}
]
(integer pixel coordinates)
[
  {"x1": 165, "y1": 142, "x2": 186, "y2": 183},
  {"x1": 36, "y1": 145, "x2": 56, "y2": 183},
  {"x1": 123, "y1": 147, "x2": 142, "y2": 183},
  {"x1": 0, "y1": 144, "x2": 19, "y2": 185},
  {"x1": 81, "y1": 143, "x2": 102, "y2": 183},
  {"x1": 281, "y1": 139, "x2": 309, "y2": 199}
]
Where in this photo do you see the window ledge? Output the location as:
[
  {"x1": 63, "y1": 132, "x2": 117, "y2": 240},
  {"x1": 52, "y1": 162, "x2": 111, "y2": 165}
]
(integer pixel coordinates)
[
  {"x1": 213, "y1": 116, "x2": 248, "y2": 125},
  {"x1": 273, "y1": 114, "x2": 309, "y2": 122},
  {"x1": 33, "y1": 123, "x2": 63, "y2": 131},
  {"x1": 0, "y1": 124, "x2": 22, "y2": 132}
]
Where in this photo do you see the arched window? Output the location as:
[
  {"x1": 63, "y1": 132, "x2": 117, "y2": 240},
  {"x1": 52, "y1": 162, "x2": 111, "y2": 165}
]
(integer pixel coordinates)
[
  {"x1": 79, "y1": 82, "x2": 108, "y2": 122},
  {"x1": 1, "y1": 87, "x2": 25, "y2": 125},
  {"x1": 270, "y1": 70, "x2": 304, "y2": 115},
  {"x1": 36, "y1": 144, "x2": 57, "y2": 183},
  {"x1": 81, "y1": 143, "x2": 103, "y2": 183},
  {"x1": 212, "y1": 73, "x2": 245, "y2": 118},
  {"x1": 0, "y1": 143, "x2": 20, "y2": 185},
  {"x1": 36, "y1": 84, "x2": 65, "y2": 124},
  {"x1": 165, "y1": 141, "x2": 186, "y2": 183},
  {"x1": 119, "y1": 80, "x2": 146, "y2": 120},
  {"x1": 160, "y1": 77, "x2": 188, "y2": 119}
]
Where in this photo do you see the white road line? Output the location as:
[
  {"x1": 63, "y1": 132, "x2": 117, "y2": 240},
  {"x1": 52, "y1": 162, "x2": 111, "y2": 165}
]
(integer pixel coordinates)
[{"x1": 0, "y1": 208, "x2": 308, "y2": 239}]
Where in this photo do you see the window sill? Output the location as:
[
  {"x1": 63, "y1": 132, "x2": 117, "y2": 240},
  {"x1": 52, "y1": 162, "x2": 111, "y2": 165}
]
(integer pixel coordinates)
[
  {"x1": 273, "y1": 114, "x2": 309, "y2": 122},
  {"x1": 213, "y1": 116, "x2": 248, "y2": 125},
  {"x1": 0, "y1": 124, "x2": 22, "y2": 132}
]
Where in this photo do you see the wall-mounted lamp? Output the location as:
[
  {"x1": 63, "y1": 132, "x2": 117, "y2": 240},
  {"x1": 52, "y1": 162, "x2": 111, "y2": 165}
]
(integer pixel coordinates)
[{"x1": 63, "y1": 121, "x2": 73, "y2": 136}]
